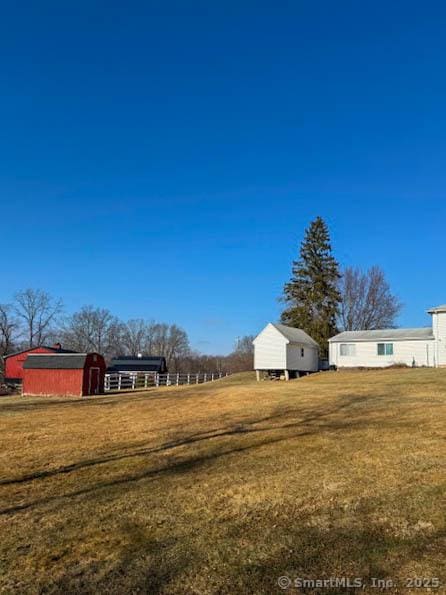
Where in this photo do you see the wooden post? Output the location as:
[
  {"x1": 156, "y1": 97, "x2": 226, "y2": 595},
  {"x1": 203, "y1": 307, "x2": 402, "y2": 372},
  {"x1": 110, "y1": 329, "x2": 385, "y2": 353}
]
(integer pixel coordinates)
[
  {"x1": 187, "y1": 373, "x2": 190, "y2": 384},
  {"x1": 132, "y1": 374, "x2": 136, "y2": 390},
  {"x1": 144, "y1": 374, "x2": 148, "y2": 388},
  {"x1": 204, "y1": 373, "x2": 207, "y2": 383},
  {"x1": 176, "y1": 373, "x2": 180, "y2": 386},
  {"x1": 167, "y1": 373, "x2": 170, "y2": 386},
  {"x1": 118, "y1": 374, "x2": 122, "y2": 391},
  {"x1": 196, "y1": 374, "x2": 199, "y2": 384},
  {"x1": 155, "y1": 373, "x2": 159, "y2": 387},
  {"x1": 211, "y1": 373, "x2": 214, "y2": 381},
  {"x1": 284, "y1": 369, "x2": 290, "y2": 381},
  {"x1": 256, "y1": 370, "x2": 260, "y2": 382}
]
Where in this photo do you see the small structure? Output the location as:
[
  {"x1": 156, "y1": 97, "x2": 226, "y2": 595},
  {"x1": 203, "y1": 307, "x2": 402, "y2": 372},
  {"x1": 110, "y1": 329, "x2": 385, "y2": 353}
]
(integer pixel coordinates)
[
  {"x1": 253, "y1": 323, "x2": 319, "y2": 380},
  {"x1": 3, "y1": 343, "x2": 76, "y2": 385},
  {"x1": 108, "y1": 355, "x2": 168, "y2": 374},
  {"x1": 329, "y1": 304, "x2": 446, "y2": 368},
  {"x1": 22, "y1": 353, "x2": 106, "y2": 397}
]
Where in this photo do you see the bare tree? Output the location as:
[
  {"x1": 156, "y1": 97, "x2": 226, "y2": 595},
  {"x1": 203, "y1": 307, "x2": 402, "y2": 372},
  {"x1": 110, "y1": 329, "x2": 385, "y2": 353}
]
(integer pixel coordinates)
[
  {"x1": 234, "y1": 335, "x2": 255, "y2": 355},
  {"x1": 0, "y1": 304, "x2": 18, "y2": 356},
  {"x1": 143, "y1": 323, "x2": 191, "y2": 371},
  {"x1": 339, "y1": 266, "x2": 402, "y2": 331},
  {"x1": 121, "y1": 319, "x2": 148, "y2": 355},
  {"x1": 164, "y1": 324, "x2": 190, "y2": 371},
  {"x1": 14, "y1": 289, "x2": 63, "y2": 348},
  {"x1": 62, "y1": 306, "x2": 123, "y2": 359},
  {"x1": 226, "y1": 334, "x2": 254, "y2": 372}
]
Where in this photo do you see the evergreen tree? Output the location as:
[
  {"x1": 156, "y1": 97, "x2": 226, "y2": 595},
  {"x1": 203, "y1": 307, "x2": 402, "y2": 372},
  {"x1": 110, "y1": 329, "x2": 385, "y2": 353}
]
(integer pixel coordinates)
[{"x1": 281, "y1": 216, "x2": 341, "y2": 358}]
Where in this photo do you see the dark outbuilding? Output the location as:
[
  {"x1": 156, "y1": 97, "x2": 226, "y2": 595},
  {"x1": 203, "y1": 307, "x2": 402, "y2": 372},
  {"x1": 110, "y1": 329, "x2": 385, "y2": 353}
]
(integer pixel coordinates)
[
  {"x1": 23, "y1": 353, "x2": 106, "y2": 397},
  {"x1": 108, "y1": 356, "x2": 168, "y2": 374}
]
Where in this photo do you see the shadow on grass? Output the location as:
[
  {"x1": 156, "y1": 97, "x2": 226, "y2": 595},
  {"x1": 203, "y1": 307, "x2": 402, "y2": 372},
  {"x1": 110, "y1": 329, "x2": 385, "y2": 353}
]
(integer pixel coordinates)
[
  {"x1": 36, "y1": 504, "x2": 446, "y2": 594},
  {"x1": 0, "y1": 392, "x2": 393, "y2": 488},
  {"x1": 0, "y1": 392, "x2": 436, "y2": 517}
]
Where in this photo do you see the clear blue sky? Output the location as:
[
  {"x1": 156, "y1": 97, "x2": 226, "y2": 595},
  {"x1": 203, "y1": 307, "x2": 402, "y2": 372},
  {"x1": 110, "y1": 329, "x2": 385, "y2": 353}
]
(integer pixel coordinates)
[{"x1": 1, "y1": 1, "x2": 446, "y2": 354}]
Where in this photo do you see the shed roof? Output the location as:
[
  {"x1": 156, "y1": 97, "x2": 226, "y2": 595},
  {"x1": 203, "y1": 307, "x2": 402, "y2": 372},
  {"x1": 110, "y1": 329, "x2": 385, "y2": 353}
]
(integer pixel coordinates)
[
  {"x1": 427, "y1": 304, "x2": 446, "y2": 313},
  {"x1": 23, "y1": 354, "x2": 89, "y2": 369},
  {"x1": 271, "y1": 324, "x2": 319, "y2": 347},
  {"x1": 112, "y1": 356, "x2": 166, "y2": 363},
  {"x1": 329, "y1": 327, "x2": 434, "y2": 343},
  {"x1": 109, "y1": 356, "x2": 167, "y2": 372}
]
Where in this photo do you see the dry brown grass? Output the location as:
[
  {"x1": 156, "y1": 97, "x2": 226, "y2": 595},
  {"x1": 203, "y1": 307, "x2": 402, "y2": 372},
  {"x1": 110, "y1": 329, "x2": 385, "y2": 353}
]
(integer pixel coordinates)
[{"x1": 0, "y1": 369, "x2": 445, "y2": 594}]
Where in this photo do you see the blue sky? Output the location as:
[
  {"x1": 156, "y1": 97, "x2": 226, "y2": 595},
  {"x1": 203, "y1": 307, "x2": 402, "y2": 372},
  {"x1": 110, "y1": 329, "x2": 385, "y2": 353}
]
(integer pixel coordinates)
[{"x1": 1, "y1": 1, "x2": 446, "y2": 353}]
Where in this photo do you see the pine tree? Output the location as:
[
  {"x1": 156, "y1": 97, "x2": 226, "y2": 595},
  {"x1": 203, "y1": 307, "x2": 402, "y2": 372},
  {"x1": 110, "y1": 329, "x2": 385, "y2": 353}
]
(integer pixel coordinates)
[{"x1": 281, "y1": 217, "x2": 341, "y2": 358}]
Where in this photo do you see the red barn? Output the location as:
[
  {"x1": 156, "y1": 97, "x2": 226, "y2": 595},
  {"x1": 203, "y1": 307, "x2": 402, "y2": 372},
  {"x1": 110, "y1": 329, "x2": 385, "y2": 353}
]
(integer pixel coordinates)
[
  {"x1": 3, "y1": 343, "x2": 76, "y2": 384},
  {"x1": 22, "y1": 353, "x2": 106, "y2": 397}
]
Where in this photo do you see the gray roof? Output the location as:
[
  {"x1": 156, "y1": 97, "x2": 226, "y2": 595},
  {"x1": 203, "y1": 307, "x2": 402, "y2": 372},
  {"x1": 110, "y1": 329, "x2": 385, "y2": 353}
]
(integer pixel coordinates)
[
  {"x1": 23, "y1": 354, "x2": 89, "y2": 369},
  {"x1": 329, "y1": 327, "x2": 434, "y2": 343},
  {"x1": 427, "y1": 304, "x2": 446, "y2": 313},
  {"x1": 272, "y1": 323, "x2": 319, "y2": 348}
]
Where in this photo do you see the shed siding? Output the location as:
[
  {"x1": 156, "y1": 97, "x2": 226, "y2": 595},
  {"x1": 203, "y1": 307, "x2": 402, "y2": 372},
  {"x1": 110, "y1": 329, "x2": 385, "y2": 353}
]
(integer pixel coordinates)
[
  {"x1": 22, "y1": 353, "x2": 106, "y2": 396},
  {"x1": 286, "y1": 344, "x2": 319, "y2": 371},
  {"x1": 329, "y1": 339, "x2": 434, "y2": 368},
  {"x1": 253, "y1": 324, "x2": 287, "y2": 369},
  {"x1": 23, "y1": 369, "x2": 84, "y2": 396}
]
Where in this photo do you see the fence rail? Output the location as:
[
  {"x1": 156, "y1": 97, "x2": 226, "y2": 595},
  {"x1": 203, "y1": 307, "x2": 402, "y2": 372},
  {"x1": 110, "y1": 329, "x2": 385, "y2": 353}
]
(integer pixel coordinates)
[{"x1": 104, "y1": 371, "x2": 228, "y2": 392}]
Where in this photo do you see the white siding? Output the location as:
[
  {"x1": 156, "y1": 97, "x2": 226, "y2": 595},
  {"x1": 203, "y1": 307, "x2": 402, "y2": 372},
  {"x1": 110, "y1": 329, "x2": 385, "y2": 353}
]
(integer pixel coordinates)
[
  {"x1": 329, "y1": 339, "x2": 435, "y2": 368},
  {"x1": 432, "y1": 312, "x2": 446, "y2": 366},
  {"x1": 286, "y1": 344, "x2": 319, "y2": 372},
  {"x1": 253, "y1": 324, "x2": 287, "y2": 369}
]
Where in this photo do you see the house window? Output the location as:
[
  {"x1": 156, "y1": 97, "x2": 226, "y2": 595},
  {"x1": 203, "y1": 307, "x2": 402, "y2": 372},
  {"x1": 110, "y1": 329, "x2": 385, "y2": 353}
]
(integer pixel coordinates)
[
  {"x1": 377, "y1": 343, "x2": 393, "y2": 356},
  {"x1": 301, "y1": 348, "x2": 305, "y2": 357},
  {"x1": 340, "y1": 344, "x2": 356, "y2": 356}
]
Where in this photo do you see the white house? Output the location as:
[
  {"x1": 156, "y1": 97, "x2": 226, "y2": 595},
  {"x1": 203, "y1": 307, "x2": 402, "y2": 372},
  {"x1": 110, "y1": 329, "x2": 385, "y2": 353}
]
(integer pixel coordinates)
[
  {"x1": 329, "y1": 304, "x2": 446, "y2": 368},
  {"x1": 253, "y1": 323, "x2": 319, "y2": 380}
]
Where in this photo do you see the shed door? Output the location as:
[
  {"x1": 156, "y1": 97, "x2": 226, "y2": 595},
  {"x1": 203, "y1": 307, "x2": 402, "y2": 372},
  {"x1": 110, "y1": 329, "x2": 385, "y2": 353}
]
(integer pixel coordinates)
[{"x1": 88, "y1": 367, "x2": 100, "y2": 395}]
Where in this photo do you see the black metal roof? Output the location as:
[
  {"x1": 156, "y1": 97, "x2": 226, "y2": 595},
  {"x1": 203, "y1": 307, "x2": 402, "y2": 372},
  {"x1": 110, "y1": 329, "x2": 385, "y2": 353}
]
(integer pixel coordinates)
[
  {"x1": 23, "y1": 354, "x2": 88, "y2": 369},
  {"x1": 108, "y1": 356, "x2": 167, "y2": 372},
  {"x1": 112, "y1": 356, "x2": 166, "y2": 362}
]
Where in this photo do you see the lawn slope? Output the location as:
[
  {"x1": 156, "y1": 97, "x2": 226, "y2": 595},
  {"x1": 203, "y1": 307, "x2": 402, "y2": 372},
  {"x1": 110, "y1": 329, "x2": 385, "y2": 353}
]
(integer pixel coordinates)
[{"x1": 0, "y1": 369, "x2": 445, "y2": 594}]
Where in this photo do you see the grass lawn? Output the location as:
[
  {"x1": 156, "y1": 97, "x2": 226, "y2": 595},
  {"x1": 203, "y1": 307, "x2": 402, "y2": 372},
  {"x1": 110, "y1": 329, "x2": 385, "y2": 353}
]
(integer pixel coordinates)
[{"x1": 0, "y1": 369, "x2": 445, "y2": 594}]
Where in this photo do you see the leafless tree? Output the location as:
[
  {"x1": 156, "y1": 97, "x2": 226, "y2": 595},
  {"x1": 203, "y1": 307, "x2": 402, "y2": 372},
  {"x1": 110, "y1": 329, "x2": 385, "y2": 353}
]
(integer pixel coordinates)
[
  {"x1": 14, "y1": 289, "x2": 63, "y2": 348},
  {"x1": 148, "y1": 323, "x2": 190, "y2": 371},
  {"x1": 121, "y1": 319, "x2": 148, "y2": 355},
  {"x1": 180, "y1": 351, "x2": 227, "y2": 374},
  {"x1": 226, "y1": 334, "x2": 254, "y2": 372},
  {"x1": 62, "y1": 306, "x2": 124, "y2": 359},
  {"x1": 234, "y1": 335, "x2": 255, "y2": 355},
  {"x1": 0, "y1": 304, "x2": 18, "y2": 357},
  {"x1": 339, "y1": 266, "x2": 402, "y2": 331}
]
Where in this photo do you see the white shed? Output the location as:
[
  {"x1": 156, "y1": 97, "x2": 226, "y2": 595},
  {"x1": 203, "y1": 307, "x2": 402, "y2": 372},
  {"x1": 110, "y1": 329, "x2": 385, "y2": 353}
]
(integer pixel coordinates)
[{"x1": 253, "y1": 323, "x2": 319, "y2": 380}]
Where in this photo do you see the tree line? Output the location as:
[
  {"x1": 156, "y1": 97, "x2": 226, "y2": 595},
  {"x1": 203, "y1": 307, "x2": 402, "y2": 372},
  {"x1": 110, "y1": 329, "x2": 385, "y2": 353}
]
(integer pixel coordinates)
[
  {"x1": 1, "y1": 216, "x2": 399, "y2": 375},
  {"x1": 281, "y1": 216, "x2": 402, "y2": 358},
  {"x1": 0, "y1": 291, "x2": 254, "y2": 375}
]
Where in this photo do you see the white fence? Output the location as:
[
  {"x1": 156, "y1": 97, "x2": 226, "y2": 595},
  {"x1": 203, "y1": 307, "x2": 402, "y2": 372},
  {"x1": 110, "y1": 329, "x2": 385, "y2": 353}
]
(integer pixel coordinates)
[{"x1": 104, "y1": 371, "x2": 228, "y2": 392}]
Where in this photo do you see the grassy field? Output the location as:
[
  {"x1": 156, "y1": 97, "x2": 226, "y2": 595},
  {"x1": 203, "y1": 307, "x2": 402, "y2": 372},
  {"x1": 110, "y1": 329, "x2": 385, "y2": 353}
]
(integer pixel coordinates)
[{"x1": 0, "y1": 369, "x2": 445, "y2": 594}]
